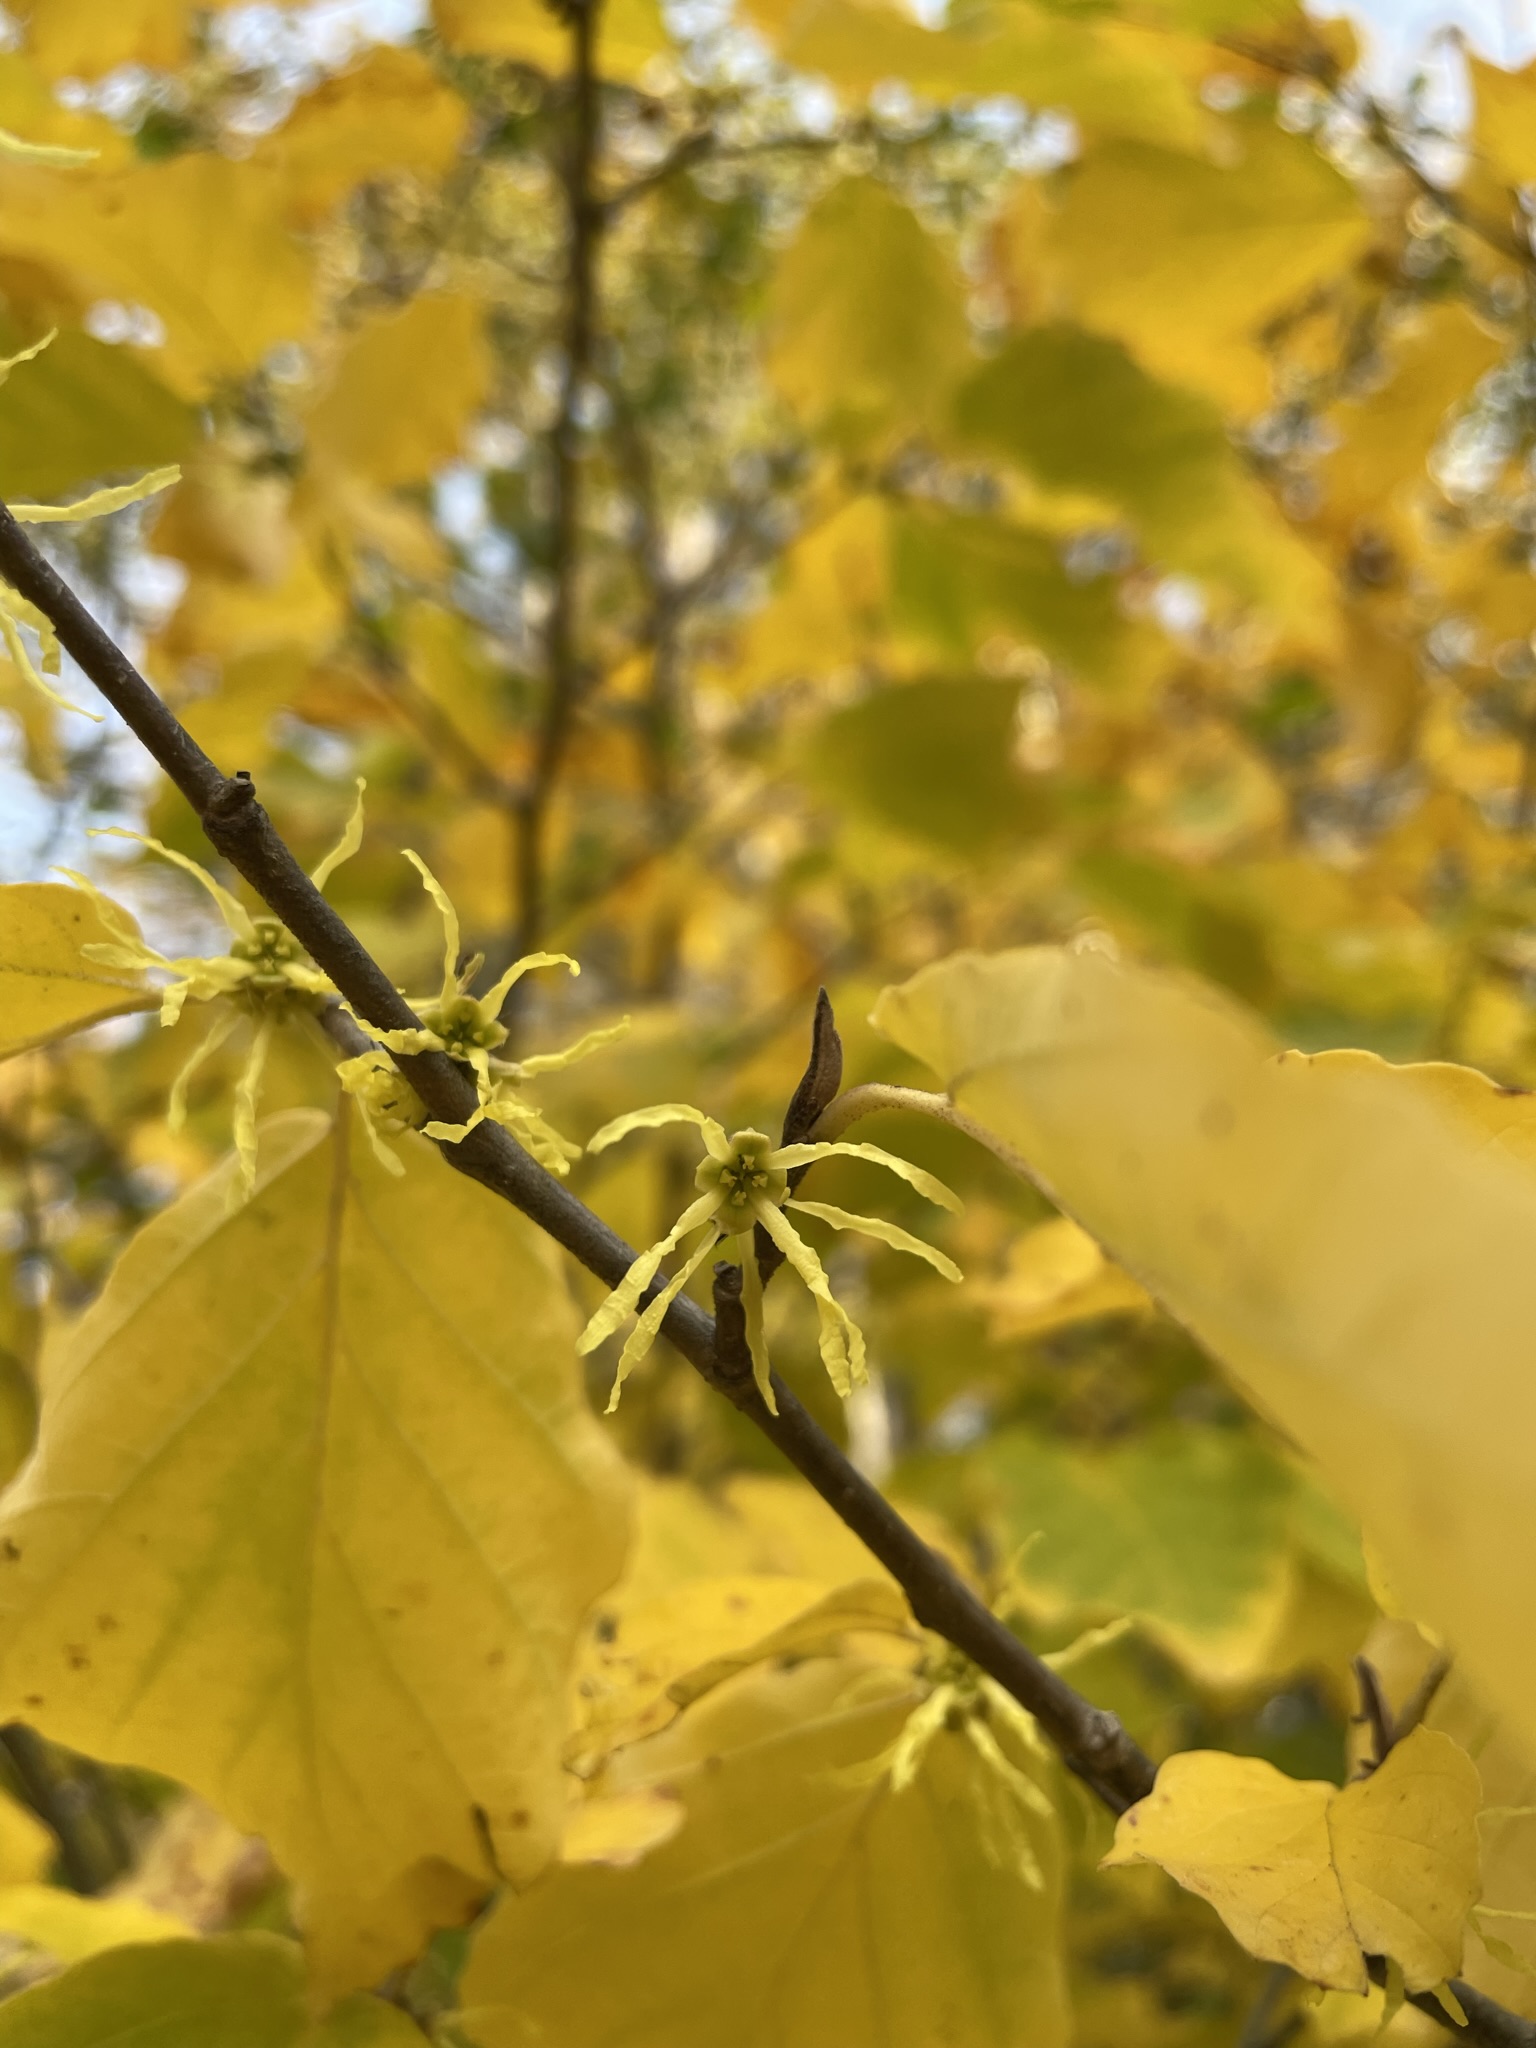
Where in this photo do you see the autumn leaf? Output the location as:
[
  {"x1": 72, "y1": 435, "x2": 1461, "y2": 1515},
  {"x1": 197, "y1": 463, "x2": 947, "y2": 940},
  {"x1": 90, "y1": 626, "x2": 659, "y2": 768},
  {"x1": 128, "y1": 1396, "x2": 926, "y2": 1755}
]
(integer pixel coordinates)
[
  {"x1": 0, "y1": 882, "x2": 155, "y2": 1057},
  {"x1": 1103, "y1": 1728, "x2": 1483, "y2": 1993},
  {"x1": 0, "y1": 1108, "x2": 631, "y2": 1993}
]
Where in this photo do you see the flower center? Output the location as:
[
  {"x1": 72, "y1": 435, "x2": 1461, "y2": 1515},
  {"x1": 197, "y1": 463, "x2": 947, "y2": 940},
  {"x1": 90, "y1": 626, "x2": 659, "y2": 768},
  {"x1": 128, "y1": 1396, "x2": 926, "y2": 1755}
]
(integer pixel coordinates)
[
  {"x1": 699, "y1": 1130, "x2": 788, "y2": 1216},
  {"x1": 421, "y1": 992, "x2": 509, "y2": 1061},
  {"x1": 230, "y1": 917, "x2": 308, "y2": 998}
]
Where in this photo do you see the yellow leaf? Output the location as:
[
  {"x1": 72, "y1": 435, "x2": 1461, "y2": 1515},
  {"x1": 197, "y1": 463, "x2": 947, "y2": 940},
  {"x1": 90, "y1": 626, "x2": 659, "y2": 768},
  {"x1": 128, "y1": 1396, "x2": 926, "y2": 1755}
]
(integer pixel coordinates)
[
  {"x1": 0, "y1": 1931, "x2": 425, "y2": 2046},
  {"x1": 1103, "y1": 1749, "x2": 1363, "y2": 1989},
  {"x1": 752, "y1": 0, "x2": 1205, "y2": 150},
  {"x1": 975, "y1": 1215, "x2": 1150, "y2": 1340},
  {"x1": 569, "y1": 1572, "x2": 913, "y2": 1769},
  {"x1": 1330, "y1": 1731, "x2": 1483, "y2": 1991},
  {"x1": 1105, "y1": 1730, "x2": 1481, "y2": 1993},
  {"x1": 560, "y1": 1787, "x2": 683, "y2": 1867},
  {"x1": 1042, "y1": 119, "x2": 1372, "y2": 411},
  {"x1": 0, "y1": 1108, "x2": 631, "y2": 1993},
  {"x1": 433, "y1": 0, "x2": 670, "y2": 82},
  {"x1": 1470, "y1": 56, "x2": 1536, "y2": 189},
  {"x1": 0, "y1": 155, "x2": 311, "y2": 394},
  {"x1": 0, "y1": 882, "x2": 154, "y2": 1057},
  {"x1": 18, "y1": 0, "x2": 233, "y2": 76},
  {"x1": 461, "y1": 1656, "x2": 1068, "y2": 2048},
  {"x1": 872, "y1": 945, "x2": 1536, "y2": 1760},
  {"x1": 305, "y1": 295, "x2": 493, "y2": 489},
  {"x1": 0, "y1": 1792, "x2": 51, "y2": 1886},
  {"x1": 765, "y1": 179, "x2": 971, "y2": 455},
  {"x1": 0, "y1": 1883, "x2": 191, "y2": 1964},
  {"x1": 259, "y1": 48, "x2": 468, "y2": 225}
]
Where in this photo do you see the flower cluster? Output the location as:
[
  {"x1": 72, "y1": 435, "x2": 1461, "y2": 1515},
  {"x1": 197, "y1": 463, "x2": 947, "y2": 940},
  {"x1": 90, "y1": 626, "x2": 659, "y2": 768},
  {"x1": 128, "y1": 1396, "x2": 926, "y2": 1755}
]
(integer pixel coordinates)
[
  {"x1": 340, "y1": 852, "x2": 627, "y2": 1176},
  {"x1": 576, "y1": 1105, "x2": 962, "y2": 1412},
  {"x1": 62, "y1": 788, "x2": 364, "y2": 1198}
]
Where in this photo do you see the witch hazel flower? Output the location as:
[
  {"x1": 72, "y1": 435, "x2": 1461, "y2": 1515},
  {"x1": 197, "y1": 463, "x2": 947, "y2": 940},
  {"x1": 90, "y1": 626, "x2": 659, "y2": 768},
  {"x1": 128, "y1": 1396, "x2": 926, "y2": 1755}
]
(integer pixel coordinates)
[
  {"x1": 576, "y1": 1105, "x2": 962, "y2": 1414},
  {"x1": 59, "y1": 785, "x2": 365, "y2": 1199},
  {"x1": 342, "y1": 852, "x2": 627, "y2": 1177}
]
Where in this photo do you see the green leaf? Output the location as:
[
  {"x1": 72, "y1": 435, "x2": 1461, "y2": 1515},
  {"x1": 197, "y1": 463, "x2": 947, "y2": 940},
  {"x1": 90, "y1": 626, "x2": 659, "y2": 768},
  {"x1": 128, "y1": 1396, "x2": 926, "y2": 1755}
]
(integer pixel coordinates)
[
  {"x1": 461, "y1": 1655, "x2": 1068, "y2": 2048},
  {"x1": 0, "y1": 1108, "x2": 631, "y2": 1994},
  {"x1": 975, "y1": 1424, "x2": 1296, "y2": 1683},
  {"x1": 890, "y1": 505, "x2": 1143, "y2": 685},
  {"x1": 0, "y1": 1933, "x2": 424, "y2": 2047},
  {"x1": 0, "y1": 325, "x2": 195, "y2": 502},
  {"x1": 0, "y1": 883, "x2": 155, "y2": 1058},
  {"x1": 952, "y1": 324, "x2": 1334, "y2": 635},
  {"x1": 805, "y1": 678, "x2": 1059, "y2": 854}
]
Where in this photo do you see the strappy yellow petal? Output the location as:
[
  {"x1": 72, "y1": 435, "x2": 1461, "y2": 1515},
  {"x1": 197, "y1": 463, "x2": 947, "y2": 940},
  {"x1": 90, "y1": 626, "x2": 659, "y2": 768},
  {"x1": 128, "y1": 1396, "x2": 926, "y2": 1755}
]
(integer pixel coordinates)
[
  {"x1": 772, "y1": 1139, "x2": 962, "y2": 1212},
  {"x1": 403, "y1": 850, "x2": 460, "y2": 1004},
  {"x1": 310, "y1": 778, "x2": 366, "y2": 892},
  {"x1": 90, "y1": 828, "x2": 256, "y2": 942},
  {"x1": 513, "y1": 1017, "x2": 632, "y2": 1076},
  {"x1": 0, "y1": 128, "x2": 96, "y2": 165},
  {"x1": 586, "y1": 1103, "x2": 732, "y2": 1159},
  {"x1": 12, "y1": 466, "x2": 179, "y2": 523},
  {"x1": 605, "y1": 1227, "x2": 722, "y2": 1413},
  {"x1": 0, "y1": 330, "x2": 55, "y2": 383},
  {"x1": 785, "y1": 1199, "x2": 962, "y2": 1281},
  {"x1": 0, "y1": 599, "x2": 98, "y2": 719},
  {"x1": 752, "y1": 1196, "x2": 867, "y2": 1396},
  {"x1": 739, "y1": 1250, "x2": 775, "y2": 1413},
  {"x1": 167, "y1": 1009, "x2": 239, "y2": 1131},
  {"x1": 230, "y1": 1014, "x2": 276, "y2": 1204},
  {"x1": 482, "y1": 949, "x2": 579, "y2": 1014},
  {"x1": 576, "y1": 1190, "x2": 723, "y2": 1355}
]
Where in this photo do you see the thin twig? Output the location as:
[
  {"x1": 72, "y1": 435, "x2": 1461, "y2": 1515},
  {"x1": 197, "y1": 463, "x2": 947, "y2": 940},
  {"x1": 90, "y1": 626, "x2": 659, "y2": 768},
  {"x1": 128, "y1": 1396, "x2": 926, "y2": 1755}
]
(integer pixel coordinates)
[{"x1": 512, "y1": 0, "x2": 605, "y2": 973}]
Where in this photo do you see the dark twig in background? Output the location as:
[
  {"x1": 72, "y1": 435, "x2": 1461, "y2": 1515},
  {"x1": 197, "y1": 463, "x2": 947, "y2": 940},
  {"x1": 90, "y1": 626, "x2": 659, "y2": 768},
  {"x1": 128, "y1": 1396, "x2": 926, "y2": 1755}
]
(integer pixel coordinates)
[{"x1": 511, "y1": 0, "x2": 606, "y2": 975}]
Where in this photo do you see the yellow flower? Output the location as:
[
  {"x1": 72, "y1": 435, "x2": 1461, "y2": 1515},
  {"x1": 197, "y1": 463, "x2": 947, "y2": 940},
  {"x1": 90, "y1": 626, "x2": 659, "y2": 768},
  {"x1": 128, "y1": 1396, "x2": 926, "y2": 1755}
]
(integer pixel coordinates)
[
  {"x1": 60, "y1": 784, "x2": 365, "y2": 1198},
  {"x1": 349, "y1": 852, "x2": 628, "y2": 1174},
  {"x1": 576, "y1": 1105, "x2": 962, "y2": 1413}
]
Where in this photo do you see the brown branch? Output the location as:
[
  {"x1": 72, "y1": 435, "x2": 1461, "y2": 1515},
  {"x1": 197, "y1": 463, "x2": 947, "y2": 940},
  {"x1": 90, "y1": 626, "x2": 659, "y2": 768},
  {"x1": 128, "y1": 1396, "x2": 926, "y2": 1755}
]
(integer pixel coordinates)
[
  {"x1": 512, "y1": 0, "x2": 605, "y2": 972},
  {"x1": 2, "y1": 516, "x2": 1528, "y2": 2045}
]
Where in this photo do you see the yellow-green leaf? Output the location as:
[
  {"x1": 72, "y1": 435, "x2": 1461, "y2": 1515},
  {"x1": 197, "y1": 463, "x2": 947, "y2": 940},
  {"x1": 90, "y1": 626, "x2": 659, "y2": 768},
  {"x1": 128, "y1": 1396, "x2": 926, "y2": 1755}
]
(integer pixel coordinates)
[
  {"x1": 0, "y1": 1109, "x2": 631, "y2": 1993},
  {"x1": 1104, "y1": 1729, "x2": 1481, "y2": 1992},
  {"x1": 462, "y1": 1655, "x2": 1068, "y2": 2048},
  {"x1": 0, "y1": 882, "x2": 154, "y2": 1057},
  {"x1": 974, "y1": 1424, "x2": 1296, "y2": 1686},
  {"x1": 765, "y1": 179, "x2": 971, "y2": 455},
  {"x1": 952, "y1": 325, "x2": 1334, "y2": 637},
  {"x1": 1471, "y1": 56, "x2": 1536, "y2": 190},
  {"x1": 871, "y1": 945, "x2": 1536, "y2": 1760},
  {"x1": 0, "y1": 1932, "x2": 423, "y2": 2047},
  {"x1": 304, "y1": 295, "x2": 493, "y2": 489},
  {"x1": 1041, "y1": 119, "x2": 1372, "y2": 411}
]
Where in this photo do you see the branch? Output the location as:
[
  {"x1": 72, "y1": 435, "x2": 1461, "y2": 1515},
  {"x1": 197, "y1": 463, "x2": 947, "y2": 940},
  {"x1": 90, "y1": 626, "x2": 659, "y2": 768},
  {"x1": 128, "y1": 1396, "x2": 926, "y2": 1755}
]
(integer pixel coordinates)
[
  {"x1": 1, "y1": 517, "x2": 1525, "y2": 2044},
  {"x1": 0, "y1": 504, "x2": 1151, "y2": 1822},
  {"x1": 513, "y1": 0, "x2": 606, "y2": 970}
]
